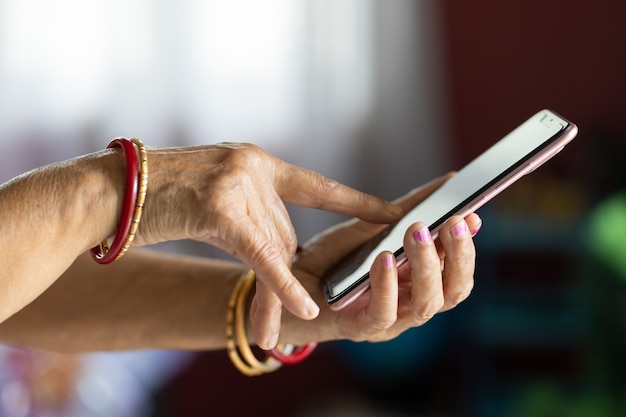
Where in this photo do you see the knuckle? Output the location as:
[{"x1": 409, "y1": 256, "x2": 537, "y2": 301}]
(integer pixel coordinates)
[
  {"x1": 237, "y1": 143, "x2": 265, "y2": 164},
  {"x1": 273, "y1": 274, "x2": 297, "y2": 298},
  {"x1": 250, "y1": 246, "x2": 295, "y2": 295},
  {"x1": 318, "y1": 176, "x2": 340, "y2": 194},
  {"x1": 413, "y1": 296, "x2": 444, "y2": 324},
  {"x1": 421, "y1": 259, "x2": 443, "y2": 279},
  {"x1": 446, "y1": 282, "x2": 474, "y2": 307},
  {"x1": 250, "y1": 241, "x2": 283, "y2": 269},
  {"x1": 368, "y1": 312, "x2": 397, "y2": 331},
  {"x1": 220, "y1": 142, "x2": 269, "y2": 174},
  {"x1": 310, "y1": 176, "x2": 341, "y2": 206},
  {"x1": 456, "y1": 244, "x2": 476, "y2": 264}
]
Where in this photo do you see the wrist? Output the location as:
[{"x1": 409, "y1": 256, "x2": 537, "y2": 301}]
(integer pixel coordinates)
[
  {"x1": 125, "y1": 148, "x2": 174, "y2": 246},
  {"x1": 77, "y1": 149, "x2": 128, "y2": 251}
]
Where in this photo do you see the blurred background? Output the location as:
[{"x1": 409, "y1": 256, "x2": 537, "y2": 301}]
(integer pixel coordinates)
[{"x1": 0, "y1": 0, "x2": 625, "y2": 416}]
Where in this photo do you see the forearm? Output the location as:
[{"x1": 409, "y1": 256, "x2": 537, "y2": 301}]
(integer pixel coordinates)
[
  {"x1": 0, "y1": 250, "x2": 247, "y2": 352},
  {"x1": 0, "y1": 248, "x2": 339, "y2": 353},
  {"x1": 0, "y1": 150, "x2": 123, "y2": 322}
]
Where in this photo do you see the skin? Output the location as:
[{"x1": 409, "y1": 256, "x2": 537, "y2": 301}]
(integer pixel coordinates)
[
  {"x1": 0, "y1": 174, "x2": 481, "y2": 353},
  {"x1": 0, "y1": 142, "x2": 402, "y2": 349},
  {"x1": 137, "y1": 143, "x2": 403, "y2": 349}
]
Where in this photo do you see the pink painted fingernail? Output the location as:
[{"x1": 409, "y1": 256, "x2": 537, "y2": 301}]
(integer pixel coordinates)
[
  {"x1": 383, "y1": 254, "x2": 395, "y2": 269},
  {"x1": 470, "y1": 224, "x2": 482, "y2": 237},
  {"x1": 413, "y1": 226, "x2": 432, "y2": 243},
  {"x1": 452, "y1": 221, "x2": 468, "y2": 237}
]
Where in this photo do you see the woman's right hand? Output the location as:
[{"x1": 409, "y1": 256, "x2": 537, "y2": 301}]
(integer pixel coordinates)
[{"x1": 132, "y1": 142, "x2": 402, "y2": 349}]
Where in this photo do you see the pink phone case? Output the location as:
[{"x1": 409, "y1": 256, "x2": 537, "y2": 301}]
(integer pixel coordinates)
[{"x1": 324, "y1": 109, "x2": 578, "y2": 310}]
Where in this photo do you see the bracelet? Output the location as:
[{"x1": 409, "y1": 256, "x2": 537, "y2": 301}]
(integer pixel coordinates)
[
  {"x1": 126, "y1": 138, "x2": 148, "y2": 252},
  {"x1": 90, "y1": 137, "x2": 148, "y2": 264},
  {"x1": 268, "y1": 341, "x2": 318, "y2": 365},
  {"x1": 226, "y1": 269, "x2": 317, "y2": 376},
  {"x1": 226, "y1": 269, "x2": 281, "y2": 376}
]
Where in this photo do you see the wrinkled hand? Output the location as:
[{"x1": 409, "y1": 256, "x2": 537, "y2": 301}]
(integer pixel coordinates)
[
  {"x1": 135, "y1": 143, "x2": 402, "y2": 349},
  {"x1": 284, "y1": 174, "x2": 481, "y2": 345}
]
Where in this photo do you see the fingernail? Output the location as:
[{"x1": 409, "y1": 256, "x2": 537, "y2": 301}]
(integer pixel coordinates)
[
  {"x1": 452, "y1": 221, "x2": 468, "y2": 237},
  {"x1": 383, "y1": 254, "x2": 395, "y2": 269},
  {"x1": 413, "y1": 226, "x2": 432, "y2": 243},
  {"x1": 294, "y1": 284, "x2": 319, "y2": 319},
  {"x1": 262, "y1": 333, "x2": 279, "y2": 350},
  {"x1": 470, "y1": 224, "x2": 482, "y2": 237},
  {"x1": 304, "y1": 296, "x2": 320, "y2": 319}
]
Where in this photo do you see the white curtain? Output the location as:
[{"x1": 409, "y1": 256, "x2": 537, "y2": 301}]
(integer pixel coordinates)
[{"x1": 0, "y1": 0, "x2": 449, "y2": 239}]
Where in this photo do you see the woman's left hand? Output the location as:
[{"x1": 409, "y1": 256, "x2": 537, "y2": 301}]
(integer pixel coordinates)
[{"x1": 283, "y1": 175, "x2": 481, "y2": 345}]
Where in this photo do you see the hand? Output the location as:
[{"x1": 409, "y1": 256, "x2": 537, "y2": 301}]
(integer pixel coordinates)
[
  {"x1": 134, "y1": 143, "x2": 402, "y2": 349},
  {"x1": 284, "y1": 174, "x2": 481, "y2": 345}
]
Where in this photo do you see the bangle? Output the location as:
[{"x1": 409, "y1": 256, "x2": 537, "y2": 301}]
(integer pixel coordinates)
[
  {"x1": 126, "y1": 138, "x2": 148, "y2": 252},
  {"x1": 90, "y1": 137, "x2": 148, "y2": 264},
  {"x1": 268, "y1": 342, "x2": 318, "y2": 365},
  {"x1": 226, "y1": 269, "x2": 281, "y2": 376},
  {"x1": 226, "y1": 269, "x2": 318, "y2": 375}
]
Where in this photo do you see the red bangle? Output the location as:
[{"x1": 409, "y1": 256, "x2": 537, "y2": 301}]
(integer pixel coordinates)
[
  {"x1": 268, "y1": 343, "x2": 317, "y2": 365},
  {"x1": 90, "y1": 138, "x2": 139, "y2": 264}
]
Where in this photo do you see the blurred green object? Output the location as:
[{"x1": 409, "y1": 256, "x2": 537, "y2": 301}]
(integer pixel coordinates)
[
  {"x1": 587, "y1": 191, "x2": 626, "y2": 282},
  {"x1": 512, "y1": 383, "x2": 619, "y2": 417}
]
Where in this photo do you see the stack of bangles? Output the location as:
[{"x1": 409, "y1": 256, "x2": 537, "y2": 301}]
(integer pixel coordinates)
[
  {"x1": 90, "y1": 137, "x2": 148, "y2": 264},
  {"x1": 226, "y1": 269, "x2": 317, "y2": 376}
]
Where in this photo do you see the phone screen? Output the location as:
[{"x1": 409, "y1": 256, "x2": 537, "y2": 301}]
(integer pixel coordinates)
[{"x1": 324, "y1": 110, "x2": 577, "y2": 309}]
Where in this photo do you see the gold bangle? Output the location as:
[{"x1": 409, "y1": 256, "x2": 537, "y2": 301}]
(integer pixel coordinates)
[
  {"x1": 226, "y1": 269, "x2": 282, "y2": 376},
  {"x1": 225, "y1": 271, "x2": 262, "y2": 375},
  {"x1": 234, "y1": 270, "x2": 283, "y2": 373},
  {"x1": 117, "y1": 137, "x2": 148, "y2": 259}
]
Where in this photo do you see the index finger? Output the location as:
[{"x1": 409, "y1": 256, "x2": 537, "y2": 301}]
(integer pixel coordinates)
[{"x1": 275, "y1": 162, "x2": 402, "y2": 224}]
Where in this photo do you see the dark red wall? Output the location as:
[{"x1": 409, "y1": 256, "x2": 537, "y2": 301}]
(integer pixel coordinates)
[{"x1": 439, "y1": 0, "x2": 626, "y2": 165}]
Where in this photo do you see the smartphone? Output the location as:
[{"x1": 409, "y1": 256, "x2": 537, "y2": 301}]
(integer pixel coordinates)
[{"x1": 324, "y1": 109, "x2": 578, "y2": 310}]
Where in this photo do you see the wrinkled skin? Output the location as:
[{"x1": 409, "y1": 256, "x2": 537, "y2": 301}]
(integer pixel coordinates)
[{"x1": 135, "y1": 143, "x2": 403, "y2": 349}]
